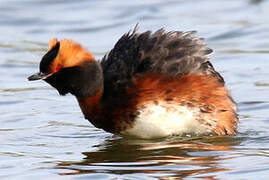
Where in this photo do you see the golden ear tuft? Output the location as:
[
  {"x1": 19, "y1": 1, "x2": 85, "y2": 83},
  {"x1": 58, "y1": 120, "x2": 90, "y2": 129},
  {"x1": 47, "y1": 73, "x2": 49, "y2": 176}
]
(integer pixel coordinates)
[{"x1": 49, "y1": 38, "x2": 58, "y2": 50}]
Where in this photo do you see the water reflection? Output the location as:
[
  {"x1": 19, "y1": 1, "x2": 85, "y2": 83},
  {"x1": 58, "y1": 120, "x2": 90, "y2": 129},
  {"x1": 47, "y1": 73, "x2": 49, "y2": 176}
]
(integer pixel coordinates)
[
  {"x1": 250, "y1": 0, "x2": 264, "y2": 4},
  {"x1": 56, "y1": 136, "x2": 242, "y2": 179}
]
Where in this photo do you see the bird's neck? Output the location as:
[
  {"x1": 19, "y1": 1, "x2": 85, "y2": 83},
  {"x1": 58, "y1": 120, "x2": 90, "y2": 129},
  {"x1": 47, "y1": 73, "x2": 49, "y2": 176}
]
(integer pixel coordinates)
[
  {"x1": 77, "y1": 88, "x2": 103, "y2": 118},
  {"x1": 75, "y1": 61, "x2": 104, "y2": 123}
]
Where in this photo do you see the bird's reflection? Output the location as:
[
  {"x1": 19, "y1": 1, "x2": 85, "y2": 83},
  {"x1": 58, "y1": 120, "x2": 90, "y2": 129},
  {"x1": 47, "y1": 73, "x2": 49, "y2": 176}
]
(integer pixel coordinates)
[{"x1": 56, "y1": 136, "x2": 242, "y2": 179}]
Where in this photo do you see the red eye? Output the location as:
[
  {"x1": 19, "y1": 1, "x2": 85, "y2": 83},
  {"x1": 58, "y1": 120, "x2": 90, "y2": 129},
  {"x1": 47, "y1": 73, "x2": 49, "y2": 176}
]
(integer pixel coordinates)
[{"x1": 55, "y1": 65, "x2": 63, "y2": 72}]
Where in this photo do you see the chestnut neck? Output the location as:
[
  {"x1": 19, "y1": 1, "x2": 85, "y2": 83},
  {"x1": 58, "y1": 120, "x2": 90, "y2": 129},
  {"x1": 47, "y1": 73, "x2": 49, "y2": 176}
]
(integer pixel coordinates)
[
  {"x1": 77, "y1": 88, "x2": 103, "y2": 118},
  {"x1": 74, "y1": 61, "x2": 104, "y2": 124}
]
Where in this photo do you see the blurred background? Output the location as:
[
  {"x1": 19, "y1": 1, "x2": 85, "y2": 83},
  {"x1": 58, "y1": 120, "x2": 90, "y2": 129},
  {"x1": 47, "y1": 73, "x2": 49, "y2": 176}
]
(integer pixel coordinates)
[{"x1": 1, "y1": 0, "x2": 269, "y2": 179}]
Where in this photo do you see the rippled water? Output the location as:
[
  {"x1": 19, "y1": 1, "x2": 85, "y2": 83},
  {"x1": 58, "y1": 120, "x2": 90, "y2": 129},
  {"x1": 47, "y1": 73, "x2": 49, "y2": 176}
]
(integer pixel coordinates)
[{"x1": 1, "y1": 0, "x2": 269, "y2": 179}]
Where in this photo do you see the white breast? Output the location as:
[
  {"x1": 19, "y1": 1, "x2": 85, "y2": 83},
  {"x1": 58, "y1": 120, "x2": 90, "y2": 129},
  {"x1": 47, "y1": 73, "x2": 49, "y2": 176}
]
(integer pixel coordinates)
[{"x1": 122, "y1": 101, "x2": 212, "y2": 139}]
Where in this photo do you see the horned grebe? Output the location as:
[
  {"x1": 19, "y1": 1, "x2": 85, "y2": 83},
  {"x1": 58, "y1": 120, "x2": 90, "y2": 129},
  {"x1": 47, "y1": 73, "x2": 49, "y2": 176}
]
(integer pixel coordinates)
[{"x1": 28, "y1": 27, "x2": 238, "y2": 139}]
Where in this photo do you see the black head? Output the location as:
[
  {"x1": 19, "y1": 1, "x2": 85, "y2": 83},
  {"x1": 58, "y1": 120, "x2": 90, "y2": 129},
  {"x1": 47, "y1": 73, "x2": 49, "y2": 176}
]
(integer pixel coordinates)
[
  {"x1": 28, "y1": 40, "x2": 60, "y2": 81},
  {"x1": 28, "y1": 39, "x2": 103, "y2": 98}
]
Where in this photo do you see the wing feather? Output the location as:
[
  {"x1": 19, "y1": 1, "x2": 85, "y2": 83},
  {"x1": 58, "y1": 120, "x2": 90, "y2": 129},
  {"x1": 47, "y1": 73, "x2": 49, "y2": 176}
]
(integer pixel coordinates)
[{"x1": 101, "y1": 27, "x2": 223, "y2": 96}]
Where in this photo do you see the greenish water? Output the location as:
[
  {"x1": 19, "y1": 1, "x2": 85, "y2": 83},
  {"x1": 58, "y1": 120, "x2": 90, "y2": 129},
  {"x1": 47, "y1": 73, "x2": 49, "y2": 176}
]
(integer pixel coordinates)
[{"x1": 1, "y1": 0, "x2": 269, "y2": 179}]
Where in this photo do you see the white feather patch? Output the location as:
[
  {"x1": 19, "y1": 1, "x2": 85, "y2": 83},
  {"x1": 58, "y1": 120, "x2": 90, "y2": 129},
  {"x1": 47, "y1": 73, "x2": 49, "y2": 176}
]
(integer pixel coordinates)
[{"x1": 122, "y1": 101, "x2": 212, "y2": 139}]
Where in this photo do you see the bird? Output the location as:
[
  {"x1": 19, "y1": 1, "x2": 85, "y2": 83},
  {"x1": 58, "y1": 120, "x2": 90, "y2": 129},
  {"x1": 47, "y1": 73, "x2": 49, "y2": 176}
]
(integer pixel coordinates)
[{"x1": 28, "y1": 26, "x2": 238, "y2": 139}]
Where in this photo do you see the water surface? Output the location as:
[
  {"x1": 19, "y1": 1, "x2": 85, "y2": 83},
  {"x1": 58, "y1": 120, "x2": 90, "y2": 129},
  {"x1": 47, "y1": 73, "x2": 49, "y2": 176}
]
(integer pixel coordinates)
[{"x1": 1, "y1": 0, "x2": 269, "y2": 179}]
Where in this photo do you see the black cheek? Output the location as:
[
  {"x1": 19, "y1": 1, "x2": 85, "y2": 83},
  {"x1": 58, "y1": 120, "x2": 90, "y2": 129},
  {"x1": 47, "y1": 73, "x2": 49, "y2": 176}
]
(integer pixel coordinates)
[{"x1": 44, "y1": 71, "x2": 69, "y2": 96}]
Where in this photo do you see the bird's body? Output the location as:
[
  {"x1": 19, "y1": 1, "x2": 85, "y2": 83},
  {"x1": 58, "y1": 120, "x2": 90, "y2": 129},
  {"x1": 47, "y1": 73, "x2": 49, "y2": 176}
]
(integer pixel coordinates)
[{"x1": 28, "y1": 27, "x2": 238, "y2": 139}]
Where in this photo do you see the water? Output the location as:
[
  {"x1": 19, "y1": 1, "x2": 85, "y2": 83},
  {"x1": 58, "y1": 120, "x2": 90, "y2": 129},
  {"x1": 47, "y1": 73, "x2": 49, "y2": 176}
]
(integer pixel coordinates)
[{"x1": 1, "y1": 0, "x2": 269, "y2": 179}]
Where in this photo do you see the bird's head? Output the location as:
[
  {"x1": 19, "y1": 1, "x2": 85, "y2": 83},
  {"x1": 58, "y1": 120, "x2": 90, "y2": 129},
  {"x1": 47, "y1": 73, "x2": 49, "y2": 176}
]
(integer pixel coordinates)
[{"x1": 28, "y1": 38, "x2": 103, "y2": 97}]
